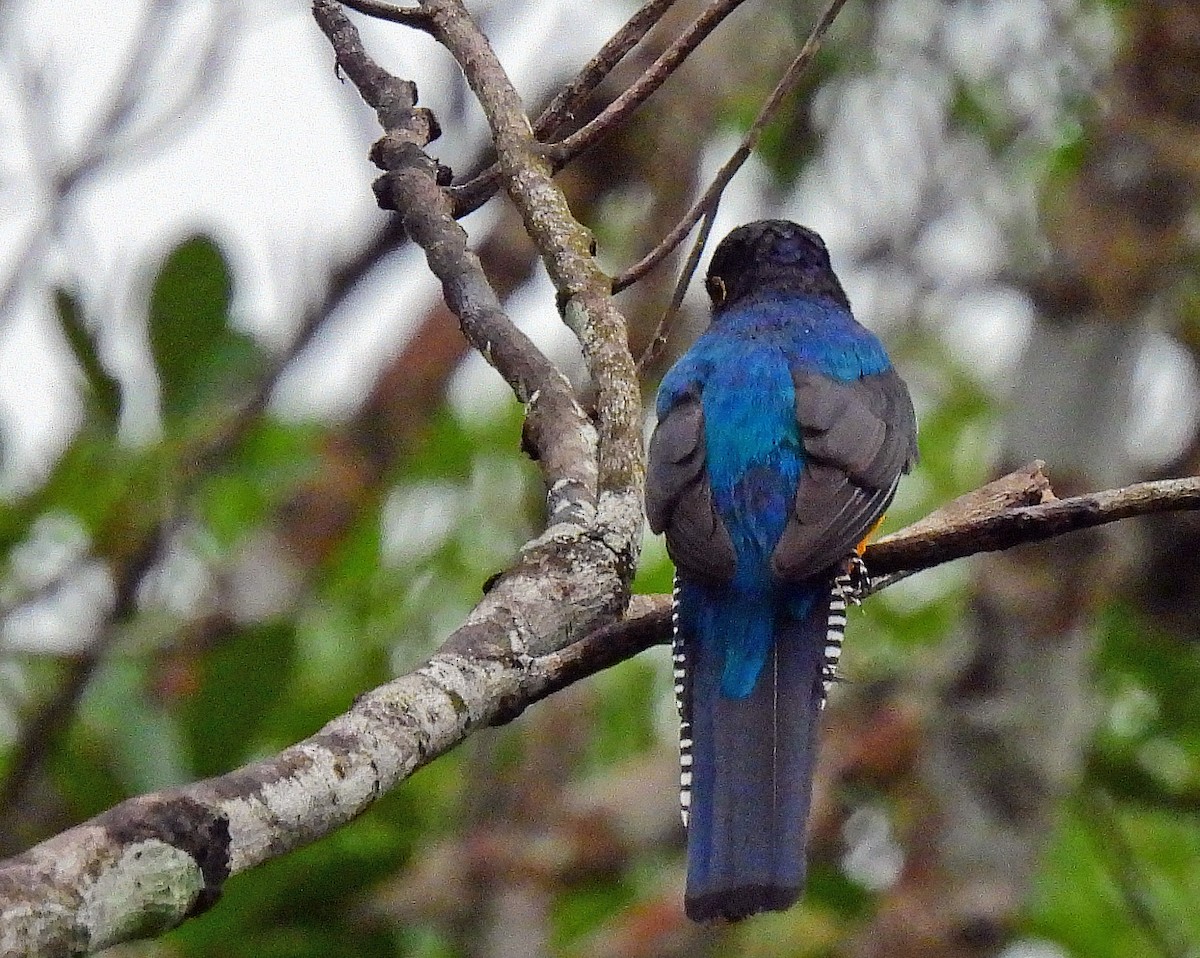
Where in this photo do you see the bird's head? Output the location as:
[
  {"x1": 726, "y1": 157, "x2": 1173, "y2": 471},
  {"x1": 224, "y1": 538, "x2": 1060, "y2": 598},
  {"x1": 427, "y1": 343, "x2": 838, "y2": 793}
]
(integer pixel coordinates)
[{"x1": 705, "y1": 220, "x2": 850, "y2": 313}]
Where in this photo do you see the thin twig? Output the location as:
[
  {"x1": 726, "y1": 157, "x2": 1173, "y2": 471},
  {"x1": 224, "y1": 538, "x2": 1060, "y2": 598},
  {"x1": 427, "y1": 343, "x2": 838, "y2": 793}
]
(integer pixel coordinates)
[
  {"x1": 612, "y1": 0, "x2": 850, "y2": 293},
  {"x1": 532, "y1": 0, "x2": 680, "y2": 140},
  {"x1": 543, "y1": 0, "x2": 751, "y2": 166},
  {"x1": 451, "y1": 0, "x2": 749, "y2": 215},
  {"x1": 339, "y1": 0, "x2": 434, "y2": 29},
  {"x1": 451, "y1": 0, "x2": 680, "y2": 214},
  {"x1": 635, "y1": 206, "x2": 717, "y2": 372},
  {"x1": 195, "y1": 219, "x2": 411, "y2": 467},
  {"x1": 865, "y1": 469, "x2": 1200, "y2": 576}
]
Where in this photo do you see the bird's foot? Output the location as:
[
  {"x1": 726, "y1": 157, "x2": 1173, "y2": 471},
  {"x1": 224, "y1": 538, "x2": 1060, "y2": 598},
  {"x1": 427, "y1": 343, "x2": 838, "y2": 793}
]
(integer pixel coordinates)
[{"x1": 842, "y1": 554, "x2": 870, "y2": 605}]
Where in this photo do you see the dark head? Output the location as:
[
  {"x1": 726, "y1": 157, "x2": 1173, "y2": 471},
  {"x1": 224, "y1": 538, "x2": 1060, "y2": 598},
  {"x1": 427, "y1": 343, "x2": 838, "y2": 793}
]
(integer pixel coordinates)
[{"x1": 705, "y1": 220, "x2": 850, "y2": 313}]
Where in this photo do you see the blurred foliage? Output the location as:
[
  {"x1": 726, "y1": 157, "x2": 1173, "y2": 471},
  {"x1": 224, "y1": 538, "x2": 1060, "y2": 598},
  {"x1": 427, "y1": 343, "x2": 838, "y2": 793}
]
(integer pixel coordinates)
[
  {"x1": 149, "y1": 236, "x2": 264, "y2": 427},
  {"x1": 1019, "y1": 604, "x2": 1200, "y2": 957},
  {"x1": 54, "y1": 289, "x2": 121, "y2": 432}
]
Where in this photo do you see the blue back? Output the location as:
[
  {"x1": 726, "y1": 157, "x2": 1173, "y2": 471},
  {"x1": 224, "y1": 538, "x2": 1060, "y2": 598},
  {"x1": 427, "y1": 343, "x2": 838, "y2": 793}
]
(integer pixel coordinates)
[{"x1": 658, "y1": 294, "x2": 892, "y2": 604}]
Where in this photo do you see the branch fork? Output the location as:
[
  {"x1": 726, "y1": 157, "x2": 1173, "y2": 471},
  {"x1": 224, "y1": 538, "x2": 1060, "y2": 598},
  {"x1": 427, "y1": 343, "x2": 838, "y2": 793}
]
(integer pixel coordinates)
[{"x1": 6, "y1": 3, "x2": 1200, "y2": 956}]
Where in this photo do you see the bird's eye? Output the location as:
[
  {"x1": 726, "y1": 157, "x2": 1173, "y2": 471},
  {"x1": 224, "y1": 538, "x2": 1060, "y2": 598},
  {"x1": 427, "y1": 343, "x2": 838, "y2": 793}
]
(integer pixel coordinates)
[{"x1": 706, "y1": 275, "x2": 727, "y2": 305}]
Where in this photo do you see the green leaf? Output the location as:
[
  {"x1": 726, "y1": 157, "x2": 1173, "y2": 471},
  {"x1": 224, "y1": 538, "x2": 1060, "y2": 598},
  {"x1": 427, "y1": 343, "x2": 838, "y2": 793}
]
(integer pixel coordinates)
[
  {"x1": 179, "y1": 622, "x2": 299, "y2": 778},
  {"x1": 54, "y1": 288, "x2": 121, "y2": 429},
  {"x1": 1028, "y1": 798, "x2": 1200, "y2": 958},
  {"x1": 148, "y1": 235, "x2": 262, "y2": 424},
  {"x1": 1090, "y1": 603, "x2": 1200, "y2": 807},
  {"x1": 0, "y1": 429, "x2": 170, "y2": 564}
]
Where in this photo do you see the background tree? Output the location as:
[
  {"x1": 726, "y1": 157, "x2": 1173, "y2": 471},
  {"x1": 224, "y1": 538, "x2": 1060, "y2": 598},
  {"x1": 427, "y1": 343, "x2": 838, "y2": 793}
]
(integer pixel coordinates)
[{"x1": 0, "y1": 0, "x2": 1198, "y2": 956}]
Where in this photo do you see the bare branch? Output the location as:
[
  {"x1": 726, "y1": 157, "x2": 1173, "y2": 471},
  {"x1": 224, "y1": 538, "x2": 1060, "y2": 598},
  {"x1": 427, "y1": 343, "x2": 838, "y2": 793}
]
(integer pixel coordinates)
[
  {"x1": 635, "y1": 207, "x2": 717, "y2": 372},
  {"x1": 542, "y1": 0, "x2": 750, "y2": 166},
  {"x1": 313, "y1": 0, "x2": 599, "y2": 522},
  {"x1": 421, "y1": 0, "x2": 644, "y2": 522},
  {"x1": 612, "y1": 0, "x2": 850, "y2": 293},
  {"x1": 338, "y1": 0, "x2": 434, "y2": 30},
  {"x1": 866, "y1": 467, "x2": 1200, "y2": 575},
  {"x1": 530, "y1": 464, "x2": 1200, "y2": 671},
  {"x1": 532, "y1": 0, "x2": 680, "y2": 141},
  {"x1": 450, "y1": 0, "x2": 748, "y2": 215},
  {"x1": 451, "y1": 0, "x2": 680, "y2": 215}
]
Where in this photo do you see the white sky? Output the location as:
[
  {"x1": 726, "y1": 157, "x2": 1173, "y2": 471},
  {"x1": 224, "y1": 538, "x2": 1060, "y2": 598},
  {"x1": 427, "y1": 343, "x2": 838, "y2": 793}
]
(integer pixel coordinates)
[
  {"x1": 0, "y1": 0, "x2": 628, "y2": 489},
  {"x1": 0, "y1": 0, "x2": 1193, "y2": 495}
]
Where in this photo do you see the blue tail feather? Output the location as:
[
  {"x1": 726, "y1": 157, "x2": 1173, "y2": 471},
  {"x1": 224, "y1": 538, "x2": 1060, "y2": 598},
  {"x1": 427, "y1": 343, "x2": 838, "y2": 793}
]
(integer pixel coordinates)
[
  {"x1": 711, "y1": 597, "x2": 773, "y2": 700},
  {"x1": 678, "y1": 582, "x2": 829, "y2": 922}
]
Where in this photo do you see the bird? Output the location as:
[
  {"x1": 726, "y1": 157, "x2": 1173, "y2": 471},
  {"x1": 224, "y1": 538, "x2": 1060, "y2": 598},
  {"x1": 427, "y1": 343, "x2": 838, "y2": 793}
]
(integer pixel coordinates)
[{"x1": 645, "y1": 220, "x2": 917, "y2": 922}]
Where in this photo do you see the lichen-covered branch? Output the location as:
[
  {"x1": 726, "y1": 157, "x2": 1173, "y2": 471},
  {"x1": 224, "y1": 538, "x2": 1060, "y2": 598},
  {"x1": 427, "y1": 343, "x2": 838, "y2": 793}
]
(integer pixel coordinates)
[
  {"x1": 2, "y1": 462, "x2": 1197, "y2": 954},
  {"x1": 0, "y1": 534, "x2": 629, "y2": 956},
  {"x1": 313, "y1": 0, "x2": 598, "y2": 524},
  {"x1": 420, "y1": 0, "x2": 645, "y2": 539}
]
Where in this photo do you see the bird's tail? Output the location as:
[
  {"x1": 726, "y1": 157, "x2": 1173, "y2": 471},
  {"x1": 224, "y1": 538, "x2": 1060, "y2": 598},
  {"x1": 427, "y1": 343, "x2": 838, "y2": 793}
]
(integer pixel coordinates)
[{"x1": 675, "y1": 578, "x2": 839, "y2": 922}]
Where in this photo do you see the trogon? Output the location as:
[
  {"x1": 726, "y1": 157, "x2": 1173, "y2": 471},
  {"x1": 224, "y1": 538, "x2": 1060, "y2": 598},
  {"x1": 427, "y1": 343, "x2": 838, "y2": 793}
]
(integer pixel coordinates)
[{"x1": 645, "y1": 220, "x2": 918, "y2": 921}]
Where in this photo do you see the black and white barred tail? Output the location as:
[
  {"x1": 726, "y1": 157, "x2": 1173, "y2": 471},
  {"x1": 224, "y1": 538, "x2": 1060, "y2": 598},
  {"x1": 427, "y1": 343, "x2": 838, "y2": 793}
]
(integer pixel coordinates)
[
  {"x1": 822, "y1": 567, "x2": 853, "y2": 707},
  {"x1": 673, "y1": 570, "x2": 854, "y2": 826},
  {"x1": 672, "y1": 576, "x2": 694, "y2": 826}
]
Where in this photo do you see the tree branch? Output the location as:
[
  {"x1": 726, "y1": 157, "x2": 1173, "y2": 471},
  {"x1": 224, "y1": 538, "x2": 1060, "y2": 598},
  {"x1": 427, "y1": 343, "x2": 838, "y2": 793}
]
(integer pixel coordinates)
[
  {"x1": 450, "y1": 0, "x2": 681, "y2": 215},
  {"x1": 612, "y1": 0, "x2": 850, "y2": 293},
  {"x1": 530, "y1": 0, "x2": 680, "y2": 142},
  {"x1": 541, "y1": 0, "x2": 751, "y2": 167},
  {"x1": 865, "y1": 465, "x2": 1200, "y2": 575},
  {"x1": 421, "y1": 0, "x2": 644, "y2": 529},
  {"x1": 450, "y1": 0, "x2": 750, "y2": 215},
  {"x1": 338, "y1": 0, "x2": 434, "y2": 30},
  {"x1": 2, "y1": 461, "x2": 1198, "y2": 953},
  {"x1": 313, "y1": 0, "x2": 599, "y2": 523}
]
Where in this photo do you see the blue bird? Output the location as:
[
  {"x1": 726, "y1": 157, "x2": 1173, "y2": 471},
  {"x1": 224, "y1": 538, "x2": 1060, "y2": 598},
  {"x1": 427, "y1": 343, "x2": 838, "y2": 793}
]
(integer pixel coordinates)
[{"x1": 645, "y1": 220, "x2": 918, "y2": 921}]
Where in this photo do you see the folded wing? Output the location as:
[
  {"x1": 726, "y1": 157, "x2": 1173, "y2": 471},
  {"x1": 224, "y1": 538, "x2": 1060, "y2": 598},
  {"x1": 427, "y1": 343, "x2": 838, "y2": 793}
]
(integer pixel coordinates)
[
  {"x1": 646, "y1": 395, "x2": 737, "y2": 586},
  {"x1": 771, "y1": 368, "x2": 918, "y2": 581}
]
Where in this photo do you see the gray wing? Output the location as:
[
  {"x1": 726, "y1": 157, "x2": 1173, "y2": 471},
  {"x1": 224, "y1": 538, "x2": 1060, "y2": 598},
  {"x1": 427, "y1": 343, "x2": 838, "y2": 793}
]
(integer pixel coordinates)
[
  {"x1": 770, "y1": 367, "x2": 918, "y2": 582},
  {"x1": 646, "y1": 397, "x2": 737, "y2": 585}
]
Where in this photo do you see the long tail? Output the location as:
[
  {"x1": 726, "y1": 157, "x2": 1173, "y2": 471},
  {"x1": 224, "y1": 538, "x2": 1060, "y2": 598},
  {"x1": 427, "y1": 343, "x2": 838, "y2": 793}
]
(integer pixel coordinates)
[{"x1": 675, "y1": 578, "x2": 839, "y2": 922}]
